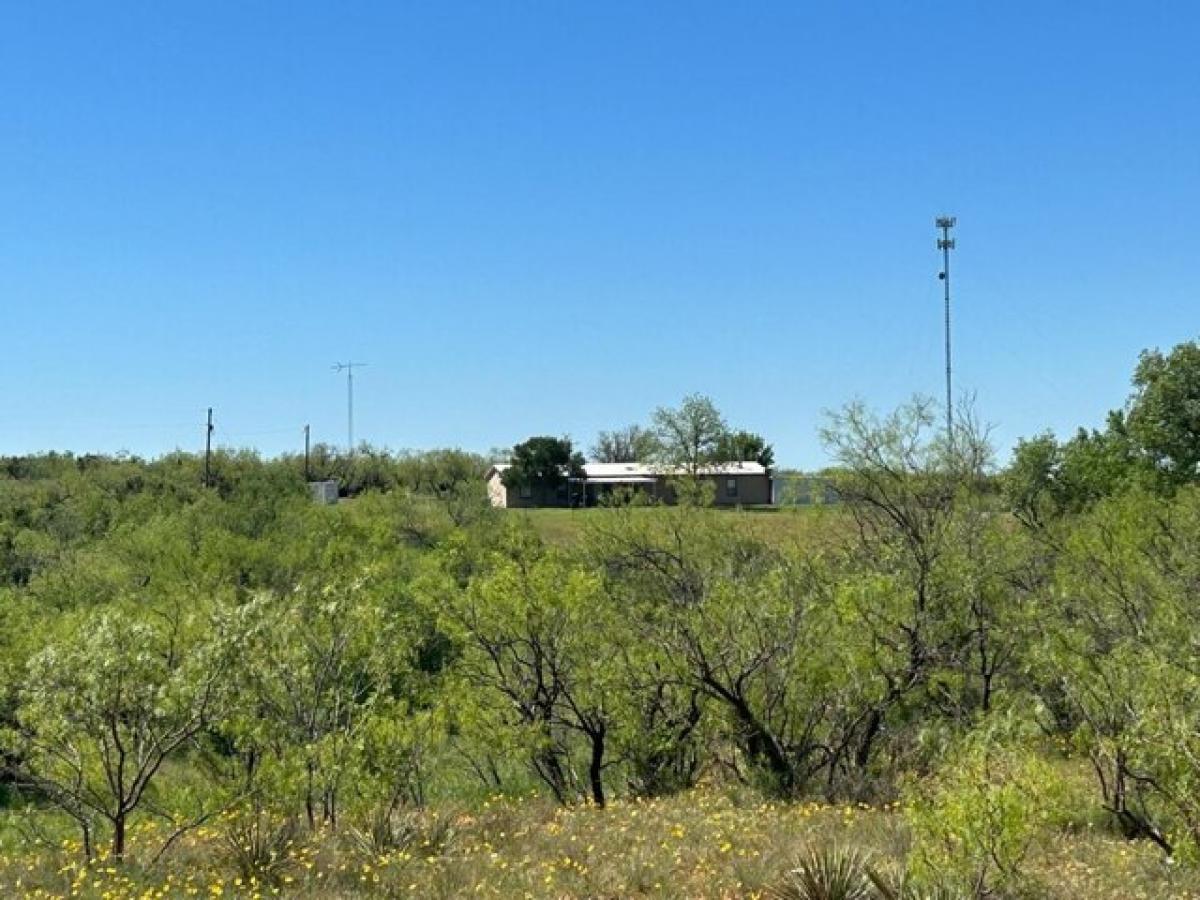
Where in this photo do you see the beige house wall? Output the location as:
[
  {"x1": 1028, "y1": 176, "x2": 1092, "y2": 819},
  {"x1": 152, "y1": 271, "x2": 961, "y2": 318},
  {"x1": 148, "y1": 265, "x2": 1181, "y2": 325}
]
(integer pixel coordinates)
[
  {"x1": 486, "y1": 471, "x2": 510, "y2": 508},
  {"x1": 659, "y1": 474, "x2": 772, "y2": 506},
  {"x1": 704, "y1": 473, "x2": 772, "y2": 506},
  {"x1": 486, "y1": 471, "x2": 566, "y2": 508}
]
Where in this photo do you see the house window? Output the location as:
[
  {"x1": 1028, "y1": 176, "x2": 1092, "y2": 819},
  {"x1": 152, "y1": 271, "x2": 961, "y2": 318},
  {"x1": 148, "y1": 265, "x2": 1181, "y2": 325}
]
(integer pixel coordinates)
[
  {"x1": 519, "y1": 482, "x2": 533, "y2": 500},
  {"x1": 725, "y1": 477, "x2": 738, "y2": 499}
]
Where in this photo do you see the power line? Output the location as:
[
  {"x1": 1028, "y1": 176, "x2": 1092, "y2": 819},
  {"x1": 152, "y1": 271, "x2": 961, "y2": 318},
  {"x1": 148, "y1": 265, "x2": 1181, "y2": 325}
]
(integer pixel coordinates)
[{"x1": 214, "y1": 426, "x2": 305, "y2": 439}]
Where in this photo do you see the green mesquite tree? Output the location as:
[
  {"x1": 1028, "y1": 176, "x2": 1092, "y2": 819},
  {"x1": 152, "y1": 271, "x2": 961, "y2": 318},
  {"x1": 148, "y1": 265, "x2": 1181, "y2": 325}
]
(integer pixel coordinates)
[{"x1": 6, "y1": 606, "x2": 240, "y2": 860}]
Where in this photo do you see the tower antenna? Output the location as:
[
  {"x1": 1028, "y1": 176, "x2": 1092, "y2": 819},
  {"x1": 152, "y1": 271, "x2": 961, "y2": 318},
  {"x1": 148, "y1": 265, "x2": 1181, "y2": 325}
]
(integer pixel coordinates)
[
  {"x1": 204, "y1": 407, "x2": 214, "y2": 487},
  {"x1": 936, "y1": 216, "x2": 956, "y2": 443},
  {"x1": 332, "y1": 362, "x2": 367, "y2": 453}
]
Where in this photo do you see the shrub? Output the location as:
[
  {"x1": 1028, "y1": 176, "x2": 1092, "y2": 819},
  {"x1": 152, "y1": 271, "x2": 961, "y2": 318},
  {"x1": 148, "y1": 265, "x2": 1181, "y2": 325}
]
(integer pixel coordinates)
[{"x1": 902, "y1": 723, "x2": 1064, "y2": 897}]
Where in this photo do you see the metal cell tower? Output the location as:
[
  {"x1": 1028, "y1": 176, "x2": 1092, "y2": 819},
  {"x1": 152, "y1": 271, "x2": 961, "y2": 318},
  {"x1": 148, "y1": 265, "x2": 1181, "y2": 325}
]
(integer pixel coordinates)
[
  {"x1": 332, "y1": 361, "x2": 367, "y2": 453},
  {"x1": 936, "y1": 216, "x2": 956, "y2": 442},
  {"x1": 204, "y1": 407, "x2": 214, "y2": 488}
]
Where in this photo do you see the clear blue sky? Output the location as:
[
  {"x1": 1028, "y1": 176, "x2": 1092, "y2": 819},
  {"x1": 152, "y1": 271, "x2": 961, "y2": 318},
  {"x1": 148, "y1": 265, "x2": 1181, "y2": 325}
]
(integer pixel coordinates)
[{"x1": 2, "y1": 3, "x2": 1197, "y2": 468}]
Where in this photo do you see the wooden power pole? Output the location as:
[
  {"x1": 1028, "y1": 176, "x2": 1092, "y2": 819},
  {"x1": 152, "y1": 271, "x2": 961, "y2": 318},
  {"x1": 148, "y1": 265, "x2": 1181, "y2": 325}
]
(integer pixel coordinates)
[{"x1": 304, "y1": 424, "x2": 311, "y2": 481}]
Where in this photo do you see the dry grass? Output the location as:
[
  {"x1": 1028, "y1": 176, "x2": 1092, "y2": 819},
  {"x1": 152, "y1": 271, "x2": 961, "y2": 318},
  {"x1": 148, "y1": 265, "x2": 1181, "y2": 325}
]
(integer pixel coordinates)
[{"x1": 2, "y1": 788, "x2": 1197, "y2": 898}]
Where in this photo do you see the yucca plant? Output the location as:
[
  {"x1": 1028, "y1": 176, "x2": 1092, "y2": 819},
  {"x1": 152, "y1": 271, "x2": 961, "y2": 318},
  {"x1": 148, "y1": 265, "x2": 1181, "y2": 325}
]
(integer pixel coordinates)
[
  {"x1": 221, "y1": 809, "x2": 300, "y2": 887},
  {"x1": 768, "y1": 845, "x2": 875, "y2": 900},
  {"x1": 346, "y1": 805, "x2": 457, "y2": 857}
]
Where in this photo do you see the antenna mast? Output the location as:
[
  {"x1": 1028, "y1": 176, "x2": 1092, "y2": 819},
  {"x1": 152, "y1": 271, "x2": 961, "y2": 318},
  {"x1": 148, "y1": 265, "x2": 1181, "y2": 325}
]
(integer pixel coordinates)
[
  {"x1": 936, "y1": 216, "x2": 956, "y2": 443},
  {"x1": 204, "y1": 407, "x2": 214, "y2": 487},
  {"x1": 332, "y1": 362, "x2": 367, "y2": 453}
]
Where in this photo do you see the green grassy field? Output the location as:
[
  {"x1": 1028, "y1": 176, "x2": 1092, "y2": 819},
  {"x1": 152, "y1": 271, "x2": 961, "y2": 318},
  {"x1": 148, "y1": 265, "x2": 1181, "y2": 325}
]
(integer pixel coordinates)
[{"x1": 515, "y1": 504, "x2": 841, "y2": 547}]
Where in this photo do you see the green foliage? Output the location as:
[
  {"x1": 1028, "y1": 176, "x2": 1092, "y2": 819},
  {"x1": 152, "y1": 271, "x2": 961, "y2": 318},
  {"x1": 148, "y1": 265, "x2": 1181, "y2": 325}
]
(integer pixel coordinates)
[
  {"x1": 4, "y1": 604, "x2": 242, "y2": 858},
  {"x1": 222, "y1": 565, "x2": 436, "y2": 829},
  {"x1": 651, "y1": 393, "x2": 729, "y2": 472},
  {"x1": 903, "y1": 719, "x2": 1066, "y2": 897},
  {"x1": 1003, "y1": 338, "x2": 1200, "y2": 520},
  {"x1": 1125, "y1": 342, "x2": 1200, "y2": 487},
  {"x1": 500, "y1": 436, "x2": 585, "y2": 493},
  {"x1": 590, "y1": 424, "x2": 662, "y2": 463},
  {"x1": 1005, "y1": 426, "x2": 1133, "y2": 524},
  {"x1": 589, "y1": 499, "x2": 851, "y2": 797},
  {"x1": 5, "y1": 353, "x2": 1200, "y2": 897},
  {"x1": 598, "y1": 397, "x2": 775, "y2": 479},
  {"x1": 290, "y1": 444, "x2": 490, "y2": 500},
  {"x1": 435, "y1": 533, "x2": 618, "y2": 804},
  {"x1": 819, "y1": 396, "x2": 1032, "y2": 783},
  {"x1": 717, "y1": 429, "x2": 775, "y2": 469},
  {"x1": 1036, "y1": 487, "x2": 1200, "y2": 857}
]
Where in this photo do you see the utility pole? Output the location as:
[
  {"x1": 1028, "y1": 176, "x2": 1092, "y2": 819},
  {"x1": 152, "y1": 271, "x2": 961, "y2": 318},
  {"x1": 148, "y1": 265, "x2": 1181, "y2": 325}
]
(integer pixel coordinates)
[
  {"x1": 332, "y1": 362, "x2": 367, "y2": 454},
  {"x1": 936, "y1": 216, "x2": 956, "y2": 443},
  {"x1": 303, "y1": 424, "x2": 311, "y2": 481},
  {"x1": 204, "y1": 407, "x2": 214, "y2": 488}
]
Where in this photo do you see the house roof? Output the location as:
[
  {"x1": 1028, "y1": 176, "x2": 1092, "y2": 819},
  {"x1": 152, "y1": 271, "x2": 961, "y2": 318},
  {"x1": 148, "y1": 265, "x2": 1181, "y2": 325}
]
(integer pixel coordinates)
[
  {"x1": 486, "y1": 461, "x2": 768, "y2": 480},
  {"x1": 583, "y1": 461, "x2": 767, "y2": 477},
  {"x1": 585, "y1": 475, "x2": 659, "y2": 485}
]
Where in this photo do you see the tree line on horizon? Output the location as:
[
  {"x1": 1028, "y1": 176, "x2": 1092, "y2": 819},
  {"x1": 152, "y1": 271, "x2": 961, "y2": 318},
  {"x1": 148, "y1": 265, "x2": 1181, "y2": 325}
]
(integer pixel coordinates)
[{"x1": 499, "y1": 393, "x2": 775, "y2": 496}]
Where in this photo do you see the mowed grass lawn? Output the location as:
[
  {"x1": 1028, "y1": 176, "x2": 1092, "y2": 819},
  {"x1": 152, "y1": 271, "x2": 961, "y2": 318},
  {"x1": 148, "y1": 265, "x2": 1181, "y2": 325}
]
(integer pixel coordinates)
[{"x1": 515, "y1": 504, "x2": 843, "y2": 548}]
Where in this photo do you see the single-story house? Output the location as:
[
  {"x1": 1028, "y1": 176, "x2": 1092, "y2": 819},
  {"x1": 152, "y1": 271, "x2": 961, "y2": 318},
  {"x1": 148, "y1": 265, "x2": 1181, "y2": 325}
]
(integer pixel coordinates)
[{"x1": 485, "y1": 461, "x2": 772, "y2": 508}]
